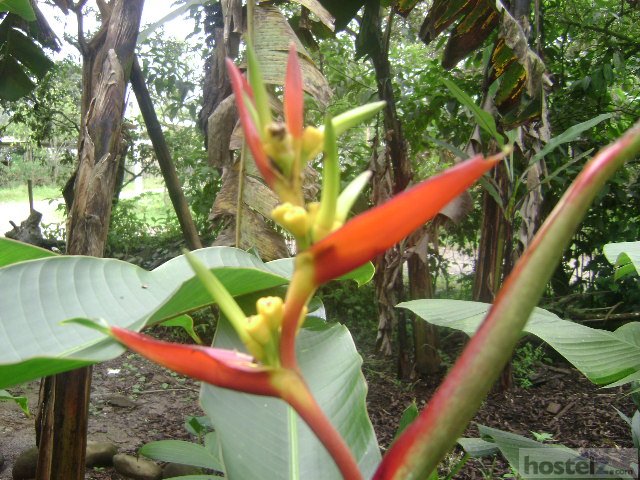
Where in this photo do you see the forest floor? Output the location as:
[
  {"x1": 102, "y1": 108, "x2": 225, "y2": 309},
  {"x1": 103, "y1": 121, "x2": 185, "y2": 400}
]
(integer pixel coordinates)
[{"x1": 0, "y1": 328, "x2": 634, "y2": 479}]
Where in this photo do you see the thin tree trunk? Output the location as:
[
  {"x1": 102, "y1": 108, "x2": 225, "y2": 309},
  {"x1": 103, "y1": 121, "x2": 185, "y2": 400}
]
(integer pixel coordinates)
[
  {"x1": 366, "y1": 2, "x2": 413, "y2": 379},
  {"x1": 408, "y1": 227, "x2": 440, "y2": 375},
  {"x1": 36, "y1": 2, "x2": 144, "y2": 479},
  {"x1": 130, "y1": 56, "x2": 202, "y2": 250}
]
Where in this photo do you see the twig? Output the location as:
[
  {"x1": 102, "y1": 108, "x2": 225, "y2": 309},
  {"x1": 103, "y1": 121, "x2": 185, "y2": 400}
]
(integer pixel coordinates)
[{"x1": 136, "y1": 387, "x2": 199, "y2": 394}]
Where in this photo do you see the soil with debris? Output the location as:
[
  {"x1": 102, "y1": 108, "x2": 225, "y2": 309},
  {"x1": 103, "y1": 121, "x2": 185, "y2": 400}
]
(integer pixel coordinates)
[{"x1": 0, "y1": 335, "x2": 634, "y2": 480}]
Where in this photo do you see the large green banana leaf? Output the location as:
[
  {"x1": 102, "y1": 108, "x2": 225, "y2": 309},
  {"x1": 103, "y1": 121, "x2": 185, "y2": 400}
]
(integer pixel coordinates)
[
  {"x1": 200, "y1": 315, "x2": 381, "y2": 479},
  {"x1": 0, "y1": 239, "x2": 290, "y2": 388},
  {"x1": 399, "y1": 299, "x2": 640, "y2": 386}
]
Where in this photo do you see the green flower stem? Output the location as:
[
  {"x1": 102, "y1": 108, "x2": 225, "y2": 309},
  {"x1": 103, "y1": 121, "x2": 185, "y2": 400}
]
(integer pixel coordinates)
[
  {"x1": 280, "y1": 252, "x2": 316, "y2": 369},
  {"x1": 274, "y1": 369, "x2": 363, "y2": 480},
  {"x1": 245, "y1": 41, "x2": 271, "y2": 130},
  {"x1": 373, "y1": 121, "x2": 640, "y2": 480},
  {"x1": 329, "y1": 101, "x2": 386, "y2": 137},
  {"x1": 336, "y1": 171, "x2": 372, "y2": 224},
  {"x1": 314, "y1": 117, "x2": 340, "y2": 241},
  {"x1": 184, "y1": 251, "x2": 252, "y2": 347}
]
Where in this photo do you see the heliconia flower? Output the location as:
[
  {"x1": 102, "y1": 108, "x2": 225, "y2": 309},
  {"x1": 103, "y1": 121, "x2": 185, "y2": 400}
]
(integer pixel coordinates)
[
  {"x1": 284, "y1": 44, "x2": 304, "y2": 139},
  {"x1": 308, "y1": 153, "x2": 503, "y2": 285},
  {"x1": 110, "y1": 326, "x2": 280, "y2": 397},
  {"x1": 279, "y1": 153, "x2": 504, "y2": 369},
  {"x1": 226, "y1": 57, "x2": 277, "y2": 189}
]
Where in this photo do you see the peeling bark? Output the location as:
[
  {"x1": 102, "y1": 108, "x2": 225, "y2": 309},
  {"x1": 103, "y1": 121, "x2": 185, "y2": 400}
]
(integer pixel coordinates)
[{"x1": 36, "y1": 2, "x2": 144, "y2": 479}]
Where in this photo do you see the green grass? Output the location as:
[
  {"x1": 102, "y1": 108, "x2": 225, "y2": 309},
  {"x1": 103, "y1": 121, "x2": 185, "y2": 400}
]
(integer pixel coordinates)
[
  {"x1": 0, "y1": 184, "x2": 63, "y2": 203},
  {"x1": 0, "y1": 177, "x2": 166, "y2": 203}
]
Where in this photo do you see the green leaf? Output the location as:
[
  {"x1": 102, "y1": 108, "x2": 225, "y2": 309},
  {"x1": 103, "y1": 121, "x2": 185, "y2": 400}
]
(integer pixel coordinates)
[
  {"x1": 0, "y1": 246, "x2": 290, "y2": 388},
  {"x1": 6, "y1": 28, "x2": 54, "y2": 78},
  {"x1": 477, "y1": 425, "x2": 635, "y2": 479},
  {"x1": 0, "y1": 0, "x2": 35, "y2": 21},
  {"x1": 0, "y1": 388, "x2": 30, "y2": 416},
  {"x1": 139, "y1": 440, "x2": 222, "y2": 471},
  {"x1": 442, "y1": 77, "x2": 504, "y2": 146},
  {"x1": 200, "y1": 317, "x2": 381, "y2": 479},
  {"x1": 531, "y1": 113, "x2": 613, "y2": 164},
  {"x1": 457, "y1": 437, "x2": 499, "y2": 458},
  {"x1": 159, "y1": 315, "x2": 203, "y2": 344},
  {"x1": 394, "y1": 401, "x2": 419, "y2": 439},
  {"x1": 399, "y1": 299, "x2": 640, "y2": 385},
  {"x1": 0, "y1": 238, "x2": 56, "y2": 268},
  {"x1": 604, "y1": 241, "x2": 640, "y2": 280},
  {"x1": 0, "y1": 55, "x2": 36, "y2": 100},
  {"x1": 163, "y1": 477, "x2": 218, "y2": 480},
  {"x1": 267, "y1": 258, "x2": 375, "y2": 286}
]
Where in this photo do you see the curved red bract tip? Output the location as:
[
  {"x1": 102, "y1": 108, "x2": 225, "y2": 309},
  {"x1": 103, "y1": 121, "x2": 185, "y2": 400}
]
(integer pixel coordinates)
[
  {"x1": 111, "y1": 326, "x2": 278, "y2": 397},
  {"x1": 309, "y1": 154, "x2": 501, "y2": 285},
  {"x1": 225, "y1": 58, "x2": 276, "y2": 187},
  {"x1": 284, "y1": 43, "x2": 304, "y2": 139}
]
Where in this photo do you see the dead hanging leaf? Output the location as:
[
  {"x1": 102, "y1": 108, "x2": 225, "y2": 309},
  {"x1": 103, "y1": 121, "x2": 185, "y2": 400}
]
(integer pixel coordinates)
[
  {"x1": 254, "y1": 5, "x2": 332, "y2": 107},
  {"x1": 418, "y1": 0, "x2": 546, "y2": 127},
  {"x1": 420, "y1": 0, "x2": 477, "y2": 44},
  {"x1": 286, "y1": 0, "x2": 335, "y2": 30},
  {"x1": 442, "y1": 1, "x2": 499, "y2": 69},
  {"x1": 396, "y1": 0, "x2": 422, "y2": 18},
  {"x1": 207, "y1": 94, "x2": 237, "y2": 168}
]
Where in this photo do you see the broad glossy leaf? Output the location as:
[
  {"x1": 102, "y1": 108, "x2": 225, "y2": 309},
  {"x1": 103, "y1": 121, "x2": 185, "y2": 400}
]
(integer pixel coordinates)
[
  {"x1": 0, "y1": 247, "x2": 289, "y2": 388},
  {"x1": 475, "y1": 425, "x2": 634, "y2": 479},
  {"x1": 442, "y1": 78, "x2": 503, "y2": 146},
  {"x1": 200, "y1": 317, "x2": 381, "y2": 479},
  {"x1": 0, "y1": 238, "x2": 56, "y2": 268},
  {"x1": 0, "y1": 0, "x2": 36, "y2": 21},
  {"x1": 139, "y1": 440, "x2": 223, "y2": 471},
  {"x1": 457, "y1": 437, "x2": 498, "y2": 457},
  {"x1": 604, "y1": 241, "x2": 640, "y2": 280},
  {"x1": 6, "y1": 27, "x2": 54, "y2": 78},
  {"x1": 399, "y1": 299, "x2": 640, "y2": 385},
  {"x1": 267, "y1": 258, "x2": 375, "y2": 286},
  {"x1": 0, "y1": 55, "x2": 35, "y2": 100}
]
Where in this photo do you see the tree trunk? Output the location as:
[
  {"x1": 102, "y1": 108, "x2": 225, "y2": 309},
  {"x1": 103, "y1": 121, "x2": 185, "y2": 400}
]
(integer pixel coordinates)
[
  {"x1": 365, "y1": 2, "x2": 413, "y2": 379},
  {"x1": 130, "y1": 56, "x2": 202, "y2": 250},
  {"x1": 36, "y1": 2, "x2": 144, "y2": 479},
  {"x1": 408, "y1": 227, "x2": 440, "y2": 375},
  {"x1": 472, "y1": 159, "x2": 514, "y2": 391}
]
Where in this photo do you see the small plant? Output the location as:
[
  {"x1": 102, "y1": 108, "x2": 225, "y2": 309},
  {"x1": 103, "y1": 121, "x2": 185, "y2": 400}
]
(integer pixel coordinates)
[
  {"x1": 530, "y1": 431, "x2": 554, "y2": 443},
  {"x1": 512, "y1": 343, "x2": 550, "y2": 388}
]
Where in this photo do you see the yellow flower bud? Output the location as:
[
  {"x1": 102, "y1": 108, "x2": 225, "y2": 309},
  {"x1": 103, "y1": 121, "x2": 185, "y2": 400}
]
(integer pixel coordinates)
[
  {"x1": 271, "y1": 202, "x2": 309, "y2": 238},
  {"x1": 301, "y1": 126, "x2": 324, "y2": 160},
  {"x1": 244, "y1": 335, "x2": 265, "y2": 361},
  {"x1": 246, "y1": 314, "x2": 273, "y2": 346},
  {"x1": 256, "y1": 296, "x2": 284, "y2": 330},
  {"x1": 263, "y1": 123, "x2": 294, "y2": 169}
]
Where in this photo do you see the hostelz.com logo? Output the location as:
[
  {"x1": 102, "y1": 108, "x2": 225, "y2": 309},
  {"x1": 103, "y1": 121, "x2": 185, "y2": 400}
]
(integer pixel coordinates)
[{"x1": 518, "y1": 448, "x2": 638, "y2": 478}]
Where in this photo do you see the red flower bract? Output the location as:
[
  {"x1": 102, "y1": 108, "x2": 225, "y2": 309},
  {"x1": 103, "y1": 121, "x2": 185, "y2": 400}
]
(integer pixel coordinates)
[
  {"x1": 225, "y1": 58, "x2": 276, "y2": 187},
  {"x1": 284, "y1": 44, "x2": 303, "y2": 139},
  {"x1": 309, "y1": 154, "x2": 502, "y2": 285},
  {"x1": 110, "y1": 326, "x2": 278, "y2": 396}
]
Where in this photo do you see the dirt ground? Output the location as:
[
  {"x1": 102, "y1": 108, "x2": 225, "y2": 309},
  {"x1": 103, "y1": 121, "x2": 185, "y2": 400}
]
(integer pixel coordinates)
[{"x1": 0, "y1": 335, "x2": 634, "y2": 479}]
